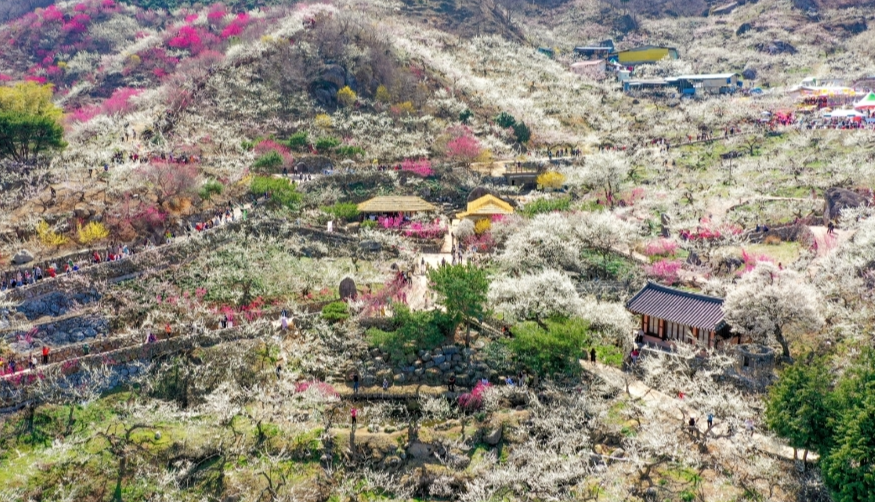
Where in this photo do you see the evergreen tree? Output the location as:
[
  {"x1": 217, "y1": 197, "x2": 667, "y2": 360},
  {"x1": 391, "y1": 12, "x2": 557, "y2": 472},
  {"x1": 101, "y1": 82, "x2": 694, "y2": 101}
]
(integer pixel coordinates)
[
  {"x1": 428, "y1": 264, "x2": 489, "y2": 346},
  {"x1": 764, "y1": 355, "x2": 834, "y2": 460}
]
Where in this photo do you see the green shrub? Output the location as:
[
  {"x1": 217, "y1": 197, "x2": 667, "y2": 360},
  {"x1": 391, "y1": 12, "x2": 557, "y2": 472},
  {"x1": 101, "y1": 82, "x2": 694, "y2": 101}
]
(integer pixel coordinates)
[
  {"x1": 367, "y1": 305, "x2": 451, "y2": 361},
  {"x1": 315, "y1": 136, "x2": 341, "y2": 154},
  {"x1": 504, "y1": 318, "x2": 591, "y2": 376},
  {"x1": 321, "y1": 202, "x2": 360, "y2": 222},
  {"x1": 335, "y1": 145, "x2": 365, "y2": 157},
  {"x1": 253, "y1": 150, "x2": 283, "y2": 171},
  {"x1": 595, "y1": 345, "x2": 624, "y2": 368},
  {"x1": 360, "y1": 220, "x2": 377, "y2": 229},
  {"x1": 459, "y1": 109, "x2": 473, "y2": 123},
  {"x1": 249, "y1": 176, "x2": 301, "y2": 210},
  {"x1": 495, "y1": 111, "x2": 516, "y2": 129},
  {"x1": 198, "y1": 179, "x2": 224, "y2": 201},
  {"x1": 321, "y1": 301, "x2": 350, "y2": 323},
  {"x1": 520, "y1": 197, "x2": 571, "y2": 217},
  {"x1": 285, "y1": 131, "x2": 309, "y2": 151},
  {"x1": 241, "y1": 140, "x2": 255, "y2": 151},
  {"x1": 513, "y1": 121, "x2": 531, "y2": 143}
]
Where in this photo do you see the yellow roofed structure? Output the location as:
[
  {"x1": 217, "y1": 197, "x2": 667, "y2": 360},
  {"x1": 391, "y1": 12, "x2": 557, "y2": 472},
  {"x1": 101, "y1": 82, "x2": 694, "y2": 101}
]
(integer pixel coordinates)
[
  {"x1": 357, "y1": 196, "x2": 437, "y2": 214},
  {"x1": 457, "y1": 194, "x2": 514, "y2": 220}
]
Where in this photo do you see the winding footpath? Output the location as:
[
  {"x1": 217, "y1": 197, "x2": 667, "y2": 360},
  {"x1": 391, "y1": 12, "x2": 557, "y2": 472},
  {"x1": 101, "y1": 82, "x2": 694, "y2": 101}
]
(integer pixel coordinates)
[{"x1": 581, "y1": 360, "x2": 816, "y2": 463}]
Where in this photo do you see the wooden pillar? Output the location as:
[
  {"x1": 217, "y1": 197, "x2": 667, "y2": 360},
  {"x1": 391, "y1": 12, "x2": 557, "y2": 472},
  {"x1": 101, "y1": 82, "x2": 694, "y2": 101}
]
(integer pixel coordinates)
[
  {"x1": 641, "y1": 315, "x2": 647, "y2": 332},
  {"x1": 658, "y1": 319, "x2": 664, "y2": 339}
]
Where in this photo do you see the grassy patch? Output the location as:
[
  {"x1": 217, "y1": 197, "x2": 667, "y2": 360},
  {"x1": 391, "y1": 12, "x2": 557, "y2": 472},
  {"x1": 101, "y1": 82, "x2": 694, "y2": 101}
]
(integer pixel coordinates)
[{"x1": 745, "y1": 242, "x2": 801, "y2": 264}]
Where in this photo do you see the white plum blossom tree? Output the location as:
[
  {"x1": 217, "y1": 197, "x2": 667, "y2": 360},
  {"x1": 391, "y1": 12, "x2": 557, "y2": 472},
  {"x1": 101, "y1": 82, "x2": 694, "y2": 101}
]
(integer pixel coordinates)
[
  {"x1": 497, "y1": 213, "x2": 580, "y2": 273},
  {"x1": 562, "y1": 151, "x2": 630, "y2": 208},
  {"x1": 488, "y1": 268, "x2": 634, "y2": 341},
  {"x1": 724, "y1": 262, "x2": 823, "y2": 359},
  {"x1": 569, "y1": 210, "x2": 638, "y2": 275},
  {"x1": 488, "y1": 269, "x2": 583, "y2": 326}
]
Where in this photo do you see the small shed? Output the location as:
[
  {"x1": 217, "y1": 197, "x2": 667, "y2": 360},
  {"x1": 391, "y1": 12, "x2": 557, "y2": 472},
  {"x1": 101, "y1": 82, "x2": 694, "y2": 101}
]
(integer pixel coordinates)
[
  {"x1": 627, "y1": 282, "x2": 737, "y2": 349},
  {"x1": 623, "y1": 79, "x2": 671, "y2": 93},
  {"x1": 457, "y1": 194, "x2": 514, "y2": 222},
  {"x1": 357, "y1": 196, "x2": 437, "y2": 217},
  {"x1": 668, "y1": 73, "x2": 742, "y2": 94},
  {"x1": 573, "y1": 40, "x2": 614, "y2": 58}
]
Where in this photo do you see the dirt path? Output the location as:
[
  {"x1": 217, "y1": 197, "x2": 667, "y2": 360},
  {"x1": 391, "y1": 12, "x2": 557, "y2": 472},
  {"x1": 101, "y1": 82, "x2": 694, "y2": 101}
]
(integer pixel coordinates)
[{"x1": 581, "y1": 360, "x2": 816, "y2": 462}]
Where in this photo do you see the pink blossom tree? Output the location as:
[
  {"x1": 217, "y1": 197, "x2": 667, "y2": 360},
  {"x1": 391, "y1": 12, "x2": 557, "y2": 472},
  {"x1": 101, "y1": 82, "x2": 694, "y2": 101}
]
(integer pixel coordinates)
[
  {"x1": 137, "y1": 161, "x2": 200, "y2": 205},
  {"x1": 446, "y1": 129, "x2": 482, "y2": 166},
  {"x1": 400, "y1": 158, "x2": 433, "y2": 177},
  {"x1": 644, "y1": 259, "x2": 684, "y2": 285}
]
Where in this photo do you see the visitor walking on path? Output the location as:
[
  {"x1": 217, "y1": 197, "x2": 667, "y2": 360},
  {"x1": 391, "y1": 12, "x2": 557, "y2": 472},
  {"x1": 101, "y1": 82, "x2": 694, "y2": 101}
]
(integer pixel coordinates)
[
  {"x1": 590, "y1": 348, "x2": 597, "y2": 364},
  {"x1": 447, "y1": 374, "x2": 456, "y2": 393},
  {"x1": 42, "y1": 346, "x2": 50, "y2": 365},
  {"x1": 707, "y1": 413, "x2": 714, "y2": 429},
  {"x1": 350, "y1": 408, "x2": 358, "y2": 428},
  {"x1": 352, "y1": 373, "x2": 359, "y2": 394}
]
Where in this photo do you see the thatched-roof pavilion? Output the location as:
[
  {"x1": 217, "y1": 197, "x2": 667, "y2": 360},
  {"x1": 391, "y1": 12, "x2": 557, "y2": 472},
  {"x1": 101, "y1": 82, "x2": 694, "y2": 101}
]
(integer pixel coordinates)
[{"x1": 357, "y1": 196, "x2": 437, "y2": 215}]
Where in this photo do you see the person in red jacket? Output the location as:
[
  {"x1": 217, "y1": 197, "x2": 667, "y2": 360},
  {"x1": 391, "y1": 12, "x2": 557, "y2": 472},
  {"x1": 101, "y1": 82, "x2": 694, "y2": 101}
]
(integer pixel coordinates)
[{"x1": 42, "y1": 346, "x2": 50, "y2": 365}]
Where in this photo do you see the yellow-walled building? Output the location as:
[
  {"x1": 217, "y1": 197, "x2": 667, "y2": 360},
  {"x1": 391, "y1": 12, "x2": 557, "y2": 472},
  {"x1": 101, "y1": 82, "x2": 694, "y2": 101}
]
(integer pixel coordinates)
[{"x1": 613, "y1": 45, "x2": 679, "y2": 66}]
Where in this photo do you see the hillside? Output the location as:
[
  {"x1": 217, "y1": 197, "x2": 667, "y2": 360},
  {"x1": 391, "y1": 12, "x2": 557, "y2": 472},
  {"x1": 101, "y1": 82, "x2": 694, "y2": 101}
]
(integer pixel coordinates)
[{"x1": 0, "y1": 0, "x2": 875, "y2": 501}]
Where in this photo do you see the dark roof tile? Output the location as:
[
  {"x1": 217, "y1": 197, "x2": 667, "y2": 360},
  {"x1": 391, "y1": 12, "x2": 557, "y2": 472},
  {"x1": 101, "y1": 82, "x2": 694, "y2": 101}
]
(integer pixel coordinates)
[{"x1": 626, "y1": 282, "x2": 726, "y2": 331}]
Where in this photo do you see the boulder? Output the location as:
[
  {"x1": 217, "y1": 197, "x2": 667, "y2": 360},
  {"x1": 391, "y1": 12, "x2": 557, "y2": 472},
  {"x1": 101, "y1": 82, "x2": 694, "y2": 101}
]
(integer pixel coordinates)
[
  {"x1": 73, "y1": 203, "x2": 93, "y2": 219},
  {"x1": 12, "y1": 249, "x2": 34, "y2": 265},
  {"x1": 359, "y1": 240, "x2": 382, "y2": 253},
  {"x1": 824, "y1": 187, "x2": 869, "y2": 224},
  {"x1": 339, "y1": 277, "x2": 357, "y2": 301},
  {"x1": 432, "y1": 355, "x2": 446, "y2": 365},
  {"x1": 320, "y1": 64, "x2": 347, "y2": 89},
  {"x1": 736, "y1": 22, "x2": 752, "y2": 36},
  {"x1": 407, "y1": 442, "x2": 433, "y2": 459},
  {"x1": 742, "y1": 67, "x2": 757, "y2": 80},
  {"x1": 439, "y1": 362, "x2": 452, "y2": 372},
  {"x1": 484, "y1": 427, "x2": 502, "y2": 446},
  {"x1": 383, "y1": 455, "x2": 402, "y2": 468},
  {"x1": 613, "y1": 13, "x2": 637, "y2": 33},
  {"x1": 756, "y1": 40, "x2": 796, "y2": 55},
  {"x1": 660, "y1": 213, "x2": 671, "y2": 225},
  {"x1": 443, "y1": 345, "x2": 459, "y2": 355}
]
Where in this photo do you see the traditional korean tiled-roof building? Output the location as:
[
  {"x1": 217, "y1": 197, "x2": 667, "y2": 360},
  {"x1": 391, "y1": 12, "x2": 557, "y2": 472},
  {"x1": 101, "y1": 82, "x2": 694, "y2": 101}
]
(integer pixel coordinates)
[{"x1": 626, "y1": 282, "x2": 738, "y2": 349}]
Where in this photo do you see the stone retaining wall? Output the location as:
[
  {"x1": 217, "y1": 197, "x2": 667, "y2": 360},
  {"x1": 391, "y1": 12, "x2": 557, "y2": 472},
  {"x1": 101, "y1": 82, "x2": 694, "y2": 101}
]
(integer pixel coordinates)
[
  {"x1": 0, "y1": 321, "x2": 273, "y2": 407},
  {"x1": 354, "y1": 342, "x2": 501, "y2": 388},
  {"x1": 4, "y1": 313, "x2": 108, "y2": 347}
]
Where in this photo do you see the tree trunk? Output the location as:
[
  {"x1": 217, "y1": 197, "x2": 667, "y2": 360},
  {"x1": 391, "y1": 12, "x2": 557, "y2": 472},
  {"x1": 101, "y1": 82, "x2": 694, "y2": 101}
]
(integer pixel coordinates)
[
  {"x1": 776, "y1": 330, "x2": 791, "y2": 360},
  {"x1": 114, "y1": 456, "x2": 126, "y2": 502}
]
